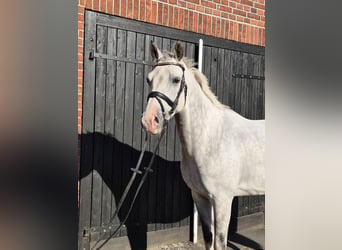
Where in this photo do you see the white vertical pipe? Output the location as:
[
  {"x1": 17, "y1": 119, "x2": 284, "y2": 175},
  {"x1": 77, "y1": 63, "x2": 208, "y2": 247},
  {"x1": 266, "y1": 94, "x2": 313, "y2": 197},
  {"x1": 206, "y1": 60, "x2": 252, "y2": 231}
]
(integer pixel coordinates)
[{"x1": 192, "y1": 38, "x2": 203, "y2": 244}]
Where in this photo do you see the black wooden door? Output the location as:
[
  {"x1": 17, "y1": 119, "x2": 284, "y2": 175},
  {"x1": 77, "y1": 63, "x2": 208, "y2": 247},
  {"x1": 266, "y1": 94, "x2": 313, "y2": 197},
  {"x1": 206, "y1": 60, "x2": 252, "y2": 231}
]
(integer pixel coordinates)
[{"x1": 79, "y1": 10, "x2": 265, "y2": 248}]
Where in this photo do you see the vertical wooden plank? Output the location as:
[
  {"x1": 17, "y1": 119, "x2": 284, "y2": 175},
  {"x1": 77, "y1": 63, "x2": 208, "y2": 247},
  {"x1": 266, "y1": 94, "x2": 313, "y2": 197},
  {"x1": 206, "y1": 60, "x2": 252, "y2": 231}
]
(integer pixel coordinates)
[
  {"x1": 79, "y1": 10, "x2": 96, "y2": 233},
  {"x1": 144, "y1": 34, "x2": 157, "y2": 233},
  {"x1": 120, "y1": 30, "x2": 136, "y2": 232},
  {"x1": 240, "y1": 52, "x2": 248, "y2": 118},
  {"x1": 234, "y1": 51, "x2": 242, "y2": 113},
  {"x1": 152, "y1": 36, "x2": 164, "y2": 232},
  {"x1": 222, "y1": 49, "x2": 232, "y2": 107},
  {"x1": 227, "y1": 50, "x2": 237, "y2": 109},
  {"x1": 114, "y1": 28, "x2": 127, "y2": 236},
  {"x1": 134, "y1": 33, "x2": 148, "y2": 226},
  {"x1": 91, "y1": 25, "x2": 108, "y2": 235},
  {"x1": 100, "y1": 27, "x2": 116, "y2": 239},
  {"x1": 246, "y1": 53, "x2": 254, "y2": 119},
  {"x1": 202, "y1": 46, "x2": 211, "y2": 90},
  {"x1": 209, "y1": 47, "x2": 218, "y2": 95},
  {"x1": 216, "y1": 48, "x2": 225, "y2": 103}
]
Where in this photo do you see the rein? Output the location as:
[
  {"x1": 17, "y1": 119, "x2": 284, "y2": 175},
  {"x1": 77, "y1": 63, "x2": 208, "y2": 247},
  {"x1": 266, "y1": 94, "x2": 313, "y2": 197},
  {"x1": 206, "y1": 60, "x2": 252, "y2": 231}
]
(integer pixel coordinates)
[
  {"x1": 147, "y1": 62, "x2": 187, "y2": 117},
  {"x1": 91, "y1": 123, "x2": 168, "y2": 250}
]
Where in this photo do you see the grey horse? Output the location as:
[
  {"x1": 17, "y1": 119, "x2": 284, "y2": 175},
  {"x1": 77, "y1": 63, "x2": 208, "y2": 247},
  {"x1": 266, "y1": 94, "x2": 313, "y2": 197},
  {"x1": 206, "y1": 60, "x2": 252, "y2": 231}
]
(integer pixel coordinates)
[{"x1": 141, "y1": 41, "x2": 265, "y2": 250}]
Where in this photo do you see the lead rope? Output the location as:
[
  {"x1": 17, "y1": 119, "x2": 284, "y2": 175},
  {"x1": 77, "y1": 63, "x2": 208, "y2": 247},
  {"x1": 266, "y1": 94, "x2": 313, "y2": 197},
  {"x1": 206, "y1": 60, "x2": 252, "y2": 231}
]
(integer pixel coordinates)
[{"x1": 91, "y1": 121, "x2": 168, "y2": 250}]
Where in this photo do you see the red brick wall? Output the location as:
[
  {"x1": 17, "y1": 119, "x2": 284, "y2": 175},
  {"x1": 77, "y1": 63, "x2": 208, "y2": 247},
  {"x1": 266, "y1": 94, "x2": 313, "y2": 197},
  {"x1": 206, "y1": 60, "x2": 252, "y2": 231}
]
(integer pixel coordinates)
[{"x1": 78, "y1": 0, "x2": 265, "y2": 134}]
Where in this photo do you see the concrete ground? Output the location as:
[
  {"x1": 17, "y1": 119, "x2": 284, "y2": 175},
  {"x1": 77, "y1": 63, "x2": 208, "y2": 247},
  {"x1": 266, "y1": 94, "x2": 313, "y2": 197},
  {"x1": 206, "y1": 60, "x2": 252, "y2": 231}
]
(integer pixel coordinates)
[{"x1": 152, "y1": 224, "x2": 265, "y2": 250}]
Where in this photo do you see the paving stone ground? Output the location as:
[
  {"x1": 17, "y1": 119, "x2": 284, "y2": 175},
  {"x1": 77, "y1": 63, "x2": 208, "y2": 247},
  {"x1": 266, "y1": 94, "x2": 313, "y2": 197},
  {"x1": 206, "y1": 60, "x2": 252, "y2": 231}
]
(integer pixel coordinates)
[{"x1": 152, "y1": 224, "x2": 265, "y2": 250}]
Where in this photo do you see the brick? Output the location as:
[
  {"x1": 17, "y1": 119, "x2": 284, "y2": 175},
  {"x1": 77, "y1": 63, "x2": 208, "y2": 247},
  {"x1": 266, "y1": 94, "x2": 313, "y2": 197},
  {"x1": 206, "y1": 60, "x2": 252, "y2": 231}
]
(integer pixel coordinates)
[
  {"x1": 78, "y1": 13, "x2": 84, "y2": 22},
  {"x1": 213, "y1": 9, "x2": 220, "y2": 17},
  {"x1": 107, "y1": 0, "x2": 113, "y2": 14},
  {"x1": 78, "y1": 21, "x2": 84, "y2": 30},
  {"x1": 127, "y1": 0, "x2": 133, "y2": 18},
  {"x1": 233, "y1": 22, "x2": 238, "y2": 41},
  {"x1": 193, "y1": 13, "x2": 198, "y2": 32},
  {"x1": 179, "y1": 9, "x2": 184, "y2": 29},
  {"x1": 121, "y1": 0, "x2": 127, "y2": 16},
  {"x1": 189, "y1": 10, "x2": 194, "y2": 32},
  {"x1": 134, "y1": 0, "x2": 140, "y2": 19},
  {"x1": 174, "y1": 8, "x2": 179, "y2": 28},
  {"x1": 151, "y1": 1, "x2": 157, "y2": 23},
  {"x1": 222, "y1": 0, "x2": 228, "y2": 5},
  {"x1": 157, "y1": 3, "x2": 163, "y2": 24},
  {"x1": 85, "y1": 0, "x2": 92, "y2": 9},
  {"x1": 233, "y1": 9, "x2": 246, "y2": 17},
  {"x1": 79, "y1": 0, "x2": 85, "y2": 6},
  {"x1": 146, "y1": 0, "x2": 152, "y2": 22},
  {"x1": 187, "y1": 3, "x2": 195, "y2": 10},
  {"x1": 196, "y1": 5, "x2": 204, "y2": 12},
  {"x1": 114, "y1": 0, "x2": 120, "y2": 15},
  {"x1": 139, "y1": 0, "x2": 146, "y2": 21},
  {"x1": 257, "y1": 9, "x2": 264, "y2": 15},
  {"x1": 243, "y1": 6, "x2": 251, "y2": 12},
  {"x1": 237, "y1": 3, "x2": 243, "y2": 10},
  {"x1": 163, "y1": 4, "x2": 168, "y2": 26},
  {"x1": 198, "y1": 14, "x2": 203, "y2": 33},
  {"x1": 78, "y1": 6, "x2": 85, "y2": 14},
  {"x1": 93, "y1": 0, "x2": 99, "y2": 10},
  {"x1": 229, "y1": 14, "x2": 236, "y2": 20},
  {"x1": 169, "y1": 6, "x2": 174, "y2": 27},
  {"x1": 251, "y1": 7, "x2": 257, "y2": 13},
  {"x1": 237, "y1": 16, "x2": 243, "y2": 22},
  {"x1": 100, "y1": 0, "x2": 106, "y2": 12},
  {"x1": 205, "y1": 8, "x2": 212, "y2": 14},
  {"x1": 184, "y1": 10, "x2": 189, "y2": 30},
  {"x1": 216, "y1": 18, "x2": 221, "y2": 37},
  {"x1": 214, "y1": 0, "x2": 221, "y2": 3},
  {"x1": 207, "y1": 15, "x2": 212, "y2": 35},
  {"x1": 169, "y1": 0, "x2": 177, "y2": 4},
  {"x1": 248, "y1": 13, "x2": 260, "y2": 20},
  {"x1": 201, "y1": 0, "x2": 216, "y2": 9},
  {"x1": 218, "y1": 5, "x2": 232, "y2": 12},
  {"x1": 202, "y1": 15, "x2": 207, "y2": 34},
  {"x1": 257, "y1": 21, "x2": 264, "y2": 27},
  {"x1": 254, "y1": 2, "x2": 265, "y2": 10},
  {"x1": 229, "y1": 21, "x2": 234, "y2": 39},
  {"x1": 221, "y1": 12, "x2": 228, "y2": 18},
  {"x1": 261, "y1": 15, "x2": 265, "y2": 21},
  {"x1": 187, "y1": 0, "x2": 200, "y2": 4},
  {"x1": 244, "y1": 17, "x2": 250, "y2": 24},
  {"x1": 229, "y1": 2, "x2": 236, "y2": 8},
  {"x1": 240, "y1": 0, "x2": 253, "y2": 7},
  {"x1": 178, "y1": 0, "x2": 187, "y2": 7}
]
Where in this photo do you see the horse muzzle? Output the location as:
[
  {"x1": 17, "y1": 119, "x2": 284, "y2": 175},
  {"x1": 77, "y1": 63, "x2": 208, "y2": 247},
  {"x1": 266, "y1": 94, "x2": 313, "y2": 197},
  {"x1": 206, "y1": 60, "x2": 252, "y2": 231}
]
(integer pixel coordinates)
[{"x1": 141, "y1": 111, "x2": 164, "y2": 135}]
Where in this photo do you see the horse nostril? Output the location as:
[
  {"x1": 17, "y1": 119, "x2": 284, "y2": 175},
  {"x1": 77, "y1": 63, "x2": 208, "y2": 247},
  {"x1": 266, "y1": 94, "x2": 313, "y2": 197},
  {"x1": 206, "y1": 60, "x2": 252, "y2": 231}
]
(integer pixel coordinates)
[{"x1": 154, "y1": 116, "x2": 159, "y2": 124}]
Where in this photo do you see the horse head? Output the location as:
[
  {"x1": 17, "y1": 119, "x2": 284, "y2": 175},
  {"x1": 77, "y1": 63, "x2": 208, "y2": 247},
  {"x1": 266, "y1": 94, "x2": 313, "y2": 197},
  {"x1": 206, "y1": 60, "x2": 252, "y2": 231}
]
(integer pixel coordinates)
[{"x1": 141, "y1": 41, "x2": 188, "y2": 134}]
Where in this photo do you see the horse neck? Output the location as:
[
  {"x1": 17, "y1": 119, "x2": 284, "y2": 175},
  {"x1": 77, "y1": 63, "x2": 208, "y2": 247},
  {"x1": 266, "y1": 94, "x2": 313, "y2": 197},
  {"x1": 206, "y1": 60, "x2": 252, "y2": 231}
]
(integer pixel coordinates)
[{"x1": 175, "y1": 72, "x2": 221, "y2": 155}]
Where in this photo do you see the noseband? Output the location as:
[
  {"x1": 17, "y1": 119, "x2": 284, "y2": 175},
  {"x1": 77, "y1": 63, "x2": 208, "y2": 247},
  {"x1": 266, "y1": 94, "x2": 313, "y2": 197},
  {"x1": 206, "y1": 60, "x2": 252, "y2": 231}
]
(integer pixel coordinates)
[{"x1": 147, "y1": 62, "x2": 188, "y2": 118}]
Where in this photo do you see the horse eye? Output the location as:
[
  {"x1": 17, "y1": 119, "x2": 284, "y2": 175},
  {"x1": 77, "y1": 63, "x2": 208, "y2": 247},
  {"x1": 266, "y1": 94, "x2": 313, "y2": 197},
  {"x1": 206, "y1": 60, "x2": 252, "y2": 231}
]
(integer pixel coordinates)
[
  {"x1": 172, "y1": 77, "x2": 181, "y2": 84},
  {"x1": 146, "y1": 77, "x2": 152, "y2": 86}
]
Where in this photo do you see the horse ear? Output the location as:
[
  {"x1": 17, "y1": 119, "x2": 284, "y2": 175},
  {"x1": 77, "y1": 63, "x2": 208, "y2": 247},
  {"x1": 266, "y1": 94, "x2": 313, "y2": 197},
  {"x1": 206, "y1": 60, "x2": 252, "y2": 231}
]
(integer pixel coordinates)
[
  {"x1": 150, "y1": 41, "x2": 162, "y2": 61},
  {"x1": 174, "y1": 41, "x2": 184, "y2": 61}
]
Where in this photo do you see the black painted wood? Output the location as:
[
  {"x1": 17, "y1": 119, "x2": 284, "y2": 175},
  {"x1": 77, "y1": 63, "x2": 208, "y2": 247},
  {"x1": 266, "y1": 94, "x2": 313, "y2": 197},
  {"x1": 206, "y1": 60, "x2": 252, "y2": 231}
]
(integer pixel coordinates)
[{"x1": 79, "y1": 10, "x2": 96, "y2": 236}]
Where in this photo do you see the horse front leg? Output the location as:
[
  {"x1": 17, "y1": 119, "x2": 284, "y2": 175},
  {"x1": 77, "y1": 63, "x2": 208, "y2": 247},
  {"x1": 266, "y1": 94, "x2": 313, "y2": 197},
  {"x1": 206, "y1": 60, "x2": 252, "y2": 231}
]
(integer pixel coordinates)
[
  {"x1": 212, "y1": 196, "x2": 233, "y2": 250},
  {"x1": 191, "y1": 191, "x2": 214, "y2": 250}
]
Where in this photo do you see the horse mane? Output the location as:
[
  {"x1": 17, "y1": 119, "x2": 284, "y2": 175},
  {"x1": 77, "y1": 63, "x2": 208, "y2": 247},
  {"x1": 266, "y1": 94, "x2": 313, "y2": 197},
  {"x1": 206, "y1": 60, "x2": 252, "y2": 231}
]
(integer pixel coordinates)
[{"x1": 160, "y1": 51, "x2": 229, "y2": 109}]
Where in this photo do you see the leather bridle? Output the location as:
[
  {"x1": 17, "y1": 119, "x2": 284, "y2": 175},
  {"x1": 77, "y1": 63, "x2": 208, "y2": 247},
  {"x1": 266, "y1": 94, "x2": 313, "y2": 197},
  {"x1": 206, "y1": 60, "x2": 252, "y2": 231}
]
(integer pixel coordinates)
[{"x1": 147, "y1": 62, "x2": 188, "y2": 118}]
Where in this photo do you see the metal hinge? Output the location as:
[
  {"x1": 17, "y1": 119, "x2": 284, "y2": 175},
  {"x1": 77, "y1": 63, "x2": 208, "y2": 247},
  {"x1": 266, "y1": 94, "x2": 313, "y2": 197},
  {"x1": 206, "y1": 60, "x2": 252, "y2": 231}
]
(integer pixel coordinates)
[{"x1": 232, "y1": 73, "x2": 265, "y2": 80}]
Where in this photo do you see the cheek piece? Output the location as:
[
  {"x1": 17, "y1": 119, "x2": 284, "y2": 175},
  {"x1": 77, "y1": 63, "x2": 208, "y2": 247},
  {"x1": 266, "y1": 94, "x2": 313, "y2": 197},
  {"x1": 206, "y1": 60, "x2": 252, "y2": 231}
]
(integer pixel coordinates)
[{"x1": 147, "y1": 63, "x2": 188, "y2": 119}]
